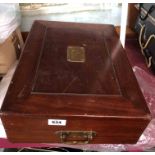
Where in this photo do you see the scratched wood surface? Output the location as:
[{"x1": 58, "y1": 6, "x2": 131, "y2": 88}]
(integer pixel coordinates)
[{"x1": 0, "y1": 21, "x2": 151, "y2": 144}]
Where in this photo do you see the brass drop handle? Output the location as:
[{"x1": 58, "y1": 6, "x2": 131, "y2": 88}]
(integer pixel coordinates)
[{"x1": 55, "y1": 131, "x2": 96, "y2": 144}]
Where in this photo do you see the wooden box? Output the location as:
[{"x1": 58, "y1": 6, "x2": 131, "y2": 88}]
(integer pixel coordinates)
[{"x1": 0, "y1": 21, "x2": 151, "y2": 144}]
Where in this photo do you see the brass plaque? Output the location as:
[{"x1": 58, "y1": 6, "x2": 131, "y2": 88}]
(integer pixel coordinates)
[{"x1": 67, "y1": 46, "x2": 85, "y2": 62}]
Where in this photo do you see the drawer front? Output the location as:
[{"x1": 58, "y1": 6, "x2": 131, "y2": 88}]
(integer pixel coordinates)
[{"x1": 1, "y1": 115, "x2": 149, "y2": 144}]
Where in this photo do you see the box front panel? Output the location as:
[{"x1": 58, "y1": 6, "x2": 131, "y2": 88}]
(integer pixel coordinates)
[{"x1": 1, "y1": 115, "x2": 149, "y2": 144}]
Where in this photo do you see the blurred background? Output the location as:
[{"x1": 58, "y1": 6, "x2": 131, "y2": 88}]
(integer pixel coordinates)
[{"x1": 19, "y1": 3, "x2": 122, "y2": 31}]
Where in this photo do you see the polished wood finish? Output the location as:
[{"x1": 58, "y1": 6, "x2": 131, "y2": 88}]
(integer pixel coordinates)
[
  {"x1": 127, "y1": 3, "x2": 139, "y2": 30},
  {"x1": 21, "y1": 32, "x2": 29, "y2": 42},
  {"x1": 115, "y1": 26, "x2": 137, "y2": 38},
  {"x1": 0, "y1": 21, "x2": 151, "y2": 144}
]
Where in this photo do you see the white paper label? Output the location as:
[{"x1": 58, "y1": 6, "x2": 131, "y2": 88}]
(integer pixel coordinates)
[{"x1": 48, "y1": 119, "x2": 66, "y2": 126}]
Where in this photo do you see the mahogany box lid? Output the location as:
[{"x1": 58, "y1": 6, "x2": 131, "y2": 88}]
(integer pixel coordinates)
[{"x1": 0, "y1": 20, "x2": 151, "y2": 144}]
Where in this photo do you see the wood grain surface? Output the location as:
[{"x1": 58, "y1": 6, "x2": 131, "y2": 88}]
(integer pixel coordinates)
[{"x1": 0, "y1": 21, "x2": 151, "y2": 144}]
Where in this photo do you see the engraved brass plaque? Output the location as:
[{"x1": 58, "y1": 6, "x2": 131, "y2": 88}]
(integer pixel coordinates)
[{"x1": 67, "y1": 46, "x2": 85, "y2": 62}]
